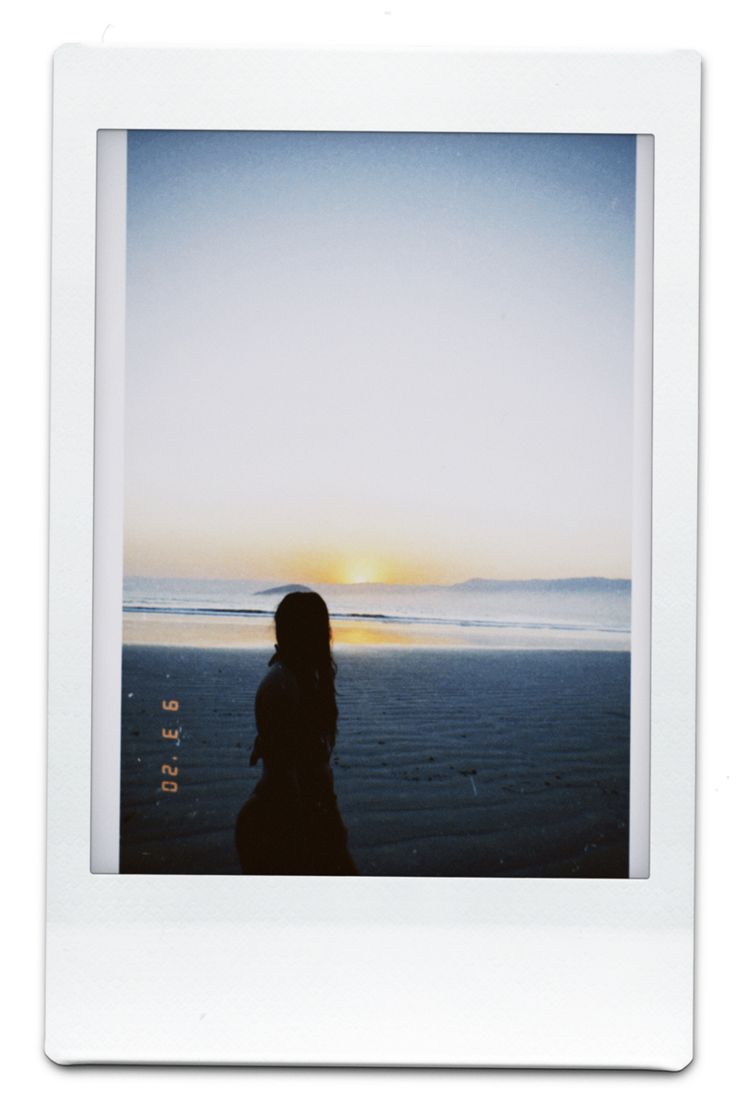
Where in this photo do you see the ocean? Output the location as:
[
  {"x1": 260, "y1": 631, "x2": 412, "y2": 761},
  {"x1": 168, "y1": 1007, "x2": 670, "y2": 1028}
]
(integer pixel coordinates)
[{"x1": 123, "y1": 575, "x2": 631, "y2": 650}]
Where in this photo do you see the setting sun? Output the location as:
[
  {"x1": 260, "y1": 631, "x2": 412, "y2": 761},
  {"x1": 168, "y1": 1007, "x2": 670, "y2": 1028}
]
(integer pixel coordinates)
[{"x1": 345, "y1": 562, "x2": 377, "y2": 586}]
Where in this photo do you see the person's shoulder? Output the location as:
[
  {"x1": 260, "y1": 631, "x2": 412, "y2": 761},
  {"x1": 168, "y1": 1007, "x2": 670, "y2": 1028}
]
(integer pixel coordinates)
[{"x1": 256, "y1": 661, "x2": 298, "y2": 706}]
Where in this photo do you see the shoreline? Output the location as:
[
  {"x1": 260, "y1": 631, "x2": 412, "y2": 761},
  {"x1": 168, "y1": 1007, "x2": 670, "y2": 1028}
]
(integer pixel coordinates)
[{"x1": 123, "y1": 611, "x2": 631, "y2": 652}]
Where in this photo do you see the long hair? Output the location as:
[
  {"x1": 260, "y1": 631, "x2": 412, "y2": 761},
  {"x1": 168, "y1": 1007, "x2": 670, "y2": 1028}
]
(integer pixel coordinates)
[{"x1": 271, "y1": 591, "x2": 338, "y2": 742}]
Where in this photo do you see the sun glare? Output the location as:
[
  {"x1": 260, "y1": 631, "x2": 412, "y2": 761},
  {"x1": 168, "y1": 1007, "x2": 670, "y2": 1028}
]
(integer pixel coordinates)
[{"x1": 345, "y1": 562, "x2": 377, "y2": 586}]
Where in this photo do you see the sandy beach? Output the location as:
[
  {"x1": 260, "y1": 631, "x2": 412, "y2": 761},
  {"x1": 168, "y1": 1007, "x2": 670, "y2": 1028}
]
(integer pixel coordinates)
[{"x1": 120, "y1": 643, "x2": 629, "y2": 877}]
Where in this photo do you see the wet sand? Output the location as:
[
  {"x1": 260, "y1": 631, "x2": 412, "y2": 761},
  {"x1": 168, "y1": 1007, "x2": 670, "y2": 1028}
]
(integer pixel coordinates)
[{"x1": 120, "y1": 645, "x2": 630, "y2": 877}]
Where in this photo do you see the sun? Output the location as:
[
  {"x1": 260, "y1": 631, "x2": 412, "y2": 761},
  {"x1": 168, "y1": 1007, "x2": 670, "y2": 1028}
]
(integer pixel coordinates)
[{"x1": 344, "y1": 561, "x2": 377, "y2": 586}]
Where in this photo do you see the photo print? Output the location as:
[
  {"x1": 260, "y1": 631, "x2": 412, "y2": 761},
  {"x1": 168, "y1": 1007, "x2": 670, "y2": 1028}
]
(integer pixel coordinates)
[{"x1": 117, "y1": 130, "x2": 645, "y2": 877}]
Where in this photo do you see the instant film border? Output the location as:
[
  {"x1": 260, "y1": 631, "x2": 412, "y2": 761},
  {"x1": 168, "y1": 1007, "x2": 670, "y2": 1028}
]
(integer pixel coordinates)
[{"x1": 47, "y1": 47, "x2": 699, "y2": 1068}]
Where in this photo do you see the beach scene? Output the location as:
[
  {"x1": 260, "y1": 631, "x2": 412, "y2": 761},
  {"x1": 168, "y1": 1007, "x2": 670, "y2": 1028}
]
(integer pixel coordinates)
[
  {"x1": 121, "y1": 577, "x2": 630, "y2": 876},
  {"x1": 120, "y1": 130, "x2": 637, "y2": 876}
]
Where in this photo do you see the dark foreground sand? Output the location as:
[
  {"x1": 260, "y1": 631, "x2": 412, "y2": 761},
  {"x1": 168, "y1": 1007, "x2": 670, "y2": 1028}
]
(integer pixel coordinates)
[{"x1": 120, "y1": 646, "x2": 630, "y2": 877}]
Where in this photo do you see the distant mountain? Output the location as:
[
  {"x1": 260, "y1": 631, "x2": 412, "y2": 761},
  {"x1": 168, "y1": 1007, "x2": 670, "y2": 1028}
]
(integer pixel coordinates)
[
  {"x1": 452, "y1": 577, "x2": 631, "y2": 593},
  {"x1": 254, "y1": 583, "x2": 312, "y2": 596}
]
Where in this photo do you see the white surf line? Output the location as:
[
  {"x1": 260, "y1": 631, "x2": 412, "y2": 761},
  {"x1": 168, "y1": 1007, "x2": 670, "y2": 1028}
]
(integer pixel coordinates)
[{"x1": 469, "y1": 776, "x2": 477, "y2": 797}]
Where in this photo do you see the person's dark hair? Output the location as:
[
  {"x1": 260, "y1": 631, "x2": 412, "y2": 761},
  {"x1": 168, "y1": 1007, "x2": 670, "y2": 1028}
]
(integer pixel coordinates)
[{"x1": 271, "y1": 591, "x2": 338, "y2": 742}]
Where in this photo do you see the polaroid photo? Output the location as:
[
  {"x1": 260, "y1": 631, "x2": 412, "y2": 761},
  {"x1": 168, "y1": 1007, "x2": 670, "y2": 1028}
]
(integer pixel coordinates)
[{"x1": 46, "y1": 46, "x2": 700, "y2": 1068}]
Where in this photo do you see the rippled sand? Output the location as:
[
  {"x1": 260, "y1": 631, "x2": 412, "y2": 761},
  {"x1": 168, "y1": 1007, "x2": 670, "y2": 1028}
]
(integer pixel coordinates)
[{"x1": 120, "y1": 645, "x2": 630, "y2": 877}]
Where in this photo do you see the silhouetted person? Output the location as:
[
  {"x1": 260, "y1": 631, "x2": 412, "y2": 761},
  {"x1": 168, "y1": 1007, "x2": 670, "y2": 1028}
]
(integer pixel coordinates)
[{"x1": 235, "y1": 591, "x2": 357, "y2": 874}]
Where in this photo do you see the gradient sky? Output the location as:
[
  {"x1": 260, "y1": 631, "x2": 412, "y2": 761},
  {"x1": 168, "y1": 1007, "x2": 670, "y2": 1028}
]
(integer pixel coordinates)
[{"x1": 124, "y1": 131, "x2": 636, "y2": 585}]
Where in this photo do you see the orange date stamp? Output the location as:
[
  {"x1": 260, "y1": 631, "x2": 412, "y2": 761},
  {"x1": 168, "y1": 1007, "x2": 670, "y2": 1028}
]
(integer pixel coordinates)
[{"x1": 160, "y1": 698, "x2": 180, "y2": 794}]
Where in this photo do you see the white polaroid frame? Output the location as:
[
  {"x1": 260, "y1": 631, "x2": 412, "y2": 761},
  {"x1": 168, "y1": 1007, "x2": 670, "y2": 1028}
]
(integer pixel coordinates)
[{"x1": 46, "y1": 46, "x2": 700, "y2": 1068}]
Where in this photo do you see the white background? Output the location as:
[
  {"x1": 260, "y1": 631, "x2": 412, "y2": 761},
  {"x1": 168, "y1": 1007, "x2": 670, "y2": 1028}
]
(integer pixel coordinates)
[{"x1": 2, "y1": 0, "x2": 732, "y2": 1097}]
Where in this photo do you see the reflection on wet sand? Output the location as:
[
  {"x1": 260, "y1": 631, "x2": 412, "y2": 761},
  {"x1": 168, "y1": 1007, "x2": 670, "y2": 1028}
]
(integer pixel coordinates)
[{"x1": 123, "y1": 612, "x2": 629, "y2": 651}]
